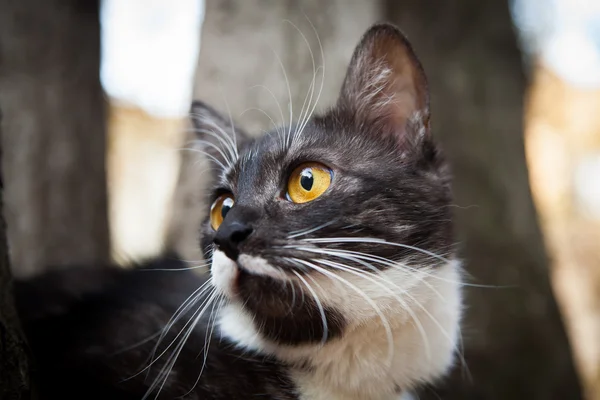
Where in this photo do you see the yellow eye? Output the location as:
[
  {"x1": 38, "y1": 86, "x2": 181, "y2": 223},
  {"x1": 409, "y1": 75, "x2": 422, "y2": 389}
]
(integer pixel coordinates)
[
  {"x1": 286, "y1": 163, "x2": 332, "y2": 204},
  {"x1": 210, "y1": 194, "x2": 234, "y2": 230}
]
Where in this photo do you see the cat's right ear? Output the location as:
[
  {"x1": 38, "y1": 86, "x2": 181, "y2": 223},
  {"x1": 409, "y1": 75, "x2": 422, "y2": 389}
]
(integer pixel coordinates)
[
  {"x1": 337, "y1": 24, "x2": 430, "y2": 153},
  {"x1": 189, "y1": 100, "x2": 247, "y2": 170}
]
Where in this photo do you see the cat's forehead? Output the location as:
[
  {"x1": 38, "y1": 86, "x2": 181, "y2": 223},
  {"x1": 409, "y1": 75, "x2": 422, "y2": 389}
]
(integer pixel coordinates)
[
  {"x1": 216, "y1": 116, "x2": 398, "y2": 194},
  {"x1": 219, "y1": 122, "x2": 325, "y2": 187}
]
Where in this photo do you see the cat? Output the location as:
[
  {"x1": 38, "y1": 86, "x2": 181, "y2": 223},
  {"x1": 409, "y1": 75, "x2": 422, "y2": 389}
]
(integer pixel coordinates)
[{"x1": 15, "y1": 23, "x2": 462, "y2": 400}]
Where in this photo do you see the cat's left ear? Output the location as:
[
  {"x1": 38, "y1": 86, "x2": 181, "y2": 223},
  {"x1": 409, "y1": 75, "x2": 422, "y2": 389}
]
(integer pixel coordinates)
[
  {"x1": 189, "y1": 101, "x2": 249, "y2": 168},
  {"x1": 337, "y1": 24, "x2": 430, "y2": 149}
]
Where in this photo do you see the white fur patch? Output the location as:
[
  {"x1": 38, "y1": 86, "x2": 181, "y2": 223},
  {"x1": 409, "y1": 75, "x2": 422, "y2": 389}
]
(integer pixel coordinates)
[
  {"x1": 217, "y1": 259, "x2": 463, "y2": 400},
  {"x1": 210, "y1": 250, "x2": 238, "y2": 298},
  {"x1": 211, "y1": 251, "x2": 289, "y2": 299},
  {"x1": 237, "y1": 254, "x2": 289, "y2": 280}
]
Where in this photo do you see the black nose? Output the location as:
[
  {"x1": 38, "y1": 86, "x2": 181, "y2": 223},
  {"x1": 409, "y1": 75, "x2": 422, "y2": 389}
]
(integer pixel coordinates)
[{"x1": 213, "y1": 221, "x2": 253, "y2": 260}]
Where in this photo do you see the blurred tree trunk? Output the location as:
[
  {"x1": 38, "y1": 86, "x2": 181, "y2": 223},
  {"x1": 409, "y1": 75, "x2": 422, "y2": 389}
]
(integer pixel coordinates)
[
  {"x1": 0, "y1": 0, "x2": 109, "y2": 278},
  {"x1": 0, "y1": 115, "x2": 35, "y2": 398},
  {"x1": 169, "y1": 0, "x2": 382, "y2": 261},
  {"x1": 386, "y1": 1, "x2": 583, "y2": 398},
  {"x1": 527, "y1": 65, "x2": 600, "y2": 400}
]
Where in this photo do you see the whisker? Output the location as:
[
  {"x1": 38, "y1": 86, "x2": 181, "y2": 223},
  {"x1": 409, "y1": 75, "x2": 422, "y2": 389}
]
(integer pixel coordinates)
[
  {"x1": 110, "y1": 330, "x2": 164, "y2": 356},
  {"x1": 300, "y1": 237, "x2": 450, "y2": 263},
  {"x1": 294, "y1": 14, "x2": 326, "y2": 139},
  {"x1": 183, "y1": 148, "x2": 227, "y2": 171},
  {"x1": 292, "y1": 245, "x2": 502, "y2": 289},
  {"x1": 143, "y1": 289, "x2": 220, "y2": 399},
  {"x1": 283, "y1": 19, "x2": 318, "y2": 144},
  {"x1": 191, "y1": 140, "x2": 234, "y2": 169},
  {"x1": 290, "y1": 269, "x2": 328, "y2": 346},
  {"x1": 187, "y1": 126, "x2": 237, "y2": 165},
  {"x1": 128, "y1": 283, "x2": 214, "y2": 382},
  {"x1": 266, "y1": 43, "x2": 293, "y2": 148},
  {"x1": 188, "y1": 114, "x2": 238, "y2": 161},
  {"x1": 181, "y1": 294, "x2": 225, "y2": 398},
  {"x1": 293, "y1": 66, "x2": 319, "y2": 144},
  {"x1": 153, "y1": 280, "x2": 213, "y2": 353},
  {"x1": 287, "y1": 247, "x2": 449, "y2": 301},
  {"x1": 392, "y1": 284, "x2": 469, "y2": 378},
  {"x1": 239, "y1": 106, "x2": 282, "y2": 140},
  {"x1": 246, "y1": 84, "x2": 286, "y2": 140},
  {"x1": 288, "y1": 257, "x2": 395, "y2": 366},
  {"x1": 314, "y1": 258, "x2": 431, "y2": 361},
  {"x1": 287, "y1": 220, "x2": 337, "y2": 239},
  {"x1": 312, "y1": 255, "x2": 468, "y2": 375},
  {"x1": 138, "y1": 264, "x2": 209, "y2": 272},
  {"x1": 217, "y1": 82, "x2": 239, "y2": 154},
  {"x1": 288, "y1": 279, "x2": 297, "y2": 311}
]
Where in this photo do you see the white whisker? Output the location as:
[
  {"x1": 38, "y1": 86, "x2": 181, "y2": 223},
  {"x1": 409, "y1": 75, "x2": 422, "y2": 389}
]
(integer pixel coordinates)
[
  {"x1": 188, "y1": 113, "x2": 238, "y2": 161},
  {"x1": 286, "y1": 246, "x2": 449, "y2": 300},
  {"x1": 239, "y1": 106, "x2": 281, "y2": 140},
  {"x1": 187, "y1": 126, "x2": 237, "y2": 165},
  {"x1": 183, "y1": 148, "x2": 227, "y2": 171},
  {"x1": 128, "y1": 283, "x2": 213, "y2": 382},
  {"x1": 139, "y1": 263, "x2": 209, "y2": 272},
  {"x1": 267, "y1": 43, "x2": 293, "y2": 148},
  {"x1": 287, "y1": 220, "x2": 336, "y2": 239},
  {"x1": 144, "y1": 289, "x2": 220, "y2": 399},
  {"x1": 217, "y1": 82, "x2": 239, "y2": 153},
  {"x1": 289, "y1": 257, "x2": 395, "y2": 366},
  {"x1": 246, "y1": 84, "x2": 286, "y2": 141},
  {"x1": 314, "y1": 258, "x2": 431, "y2": 361},
  {"x1": 283, "y1": 19, "x2": 320, "y2": 144},
  {"x1": 181, "y1": 294, "x2": 225, "y2": 397},
  {"x1": 290, "y1": 269, "x2": 328, "y2": 346},
  {"x1": 294, "y1": 15, "x2": 326, "y2": 139},
  {"x1": 300, "y1": 237, "x2": 450, "y2": 263}
]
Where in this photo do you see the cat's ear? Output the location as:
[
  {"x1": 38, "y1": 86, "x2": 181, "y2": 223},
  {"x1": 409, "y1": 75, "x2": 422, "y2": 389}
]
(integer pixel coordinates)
[
  {"x1": 337, "y1": 24, "x2": 429, "y2": 149},
  {"x1": 189, "y1": 100, "x2": 248, "y2": 169}
]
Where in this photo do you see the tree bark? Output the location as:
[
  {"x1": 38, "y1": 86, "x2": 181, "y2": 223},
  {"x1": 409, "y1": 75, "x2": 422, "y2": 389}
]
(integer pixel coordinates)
[
  {"x1": 0, "y1": 111, "x2": 35, "y2": 399},
  {"x1": 0, "y1": 0, "x2": 109, "y2": 278},
  {"x1": 386, "y1": 1, "x2": 583, "y2": 398}
]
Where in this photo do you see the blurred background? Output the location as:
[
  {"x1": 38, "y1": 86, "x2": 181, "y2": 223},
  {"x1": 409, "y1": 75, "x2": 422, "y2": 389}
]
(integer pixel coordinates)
[{"x1": 0, "y1": 0, "x2": 598, "y2": 399}]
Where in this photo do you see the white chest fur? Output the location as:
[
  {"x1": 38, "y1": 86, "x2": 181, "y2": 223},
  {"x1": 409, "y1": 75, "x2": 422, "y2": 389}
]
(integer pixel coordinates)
[{"x1": 218, "y1": 261, "x2": 462, "y2": 400}]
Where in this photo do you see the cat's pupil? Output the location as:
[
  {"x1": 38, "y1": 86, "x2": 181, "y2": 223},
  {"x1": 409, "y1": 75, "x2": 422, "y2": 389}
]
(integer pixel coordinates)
[
  {"x1": 300, "y1": 169, "x2": 314, "y2": 191},
  {"x1": 221, "y1": 198, "x2": 234, "y2": 218}
]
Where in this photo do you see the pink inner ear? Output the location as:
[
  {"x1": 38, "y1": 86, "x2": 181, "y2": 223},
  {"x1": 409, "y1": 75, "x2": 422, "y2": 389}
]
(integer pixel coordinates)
[{"x1": 338, "y1": 24, "x2": 430, "y2": 142}]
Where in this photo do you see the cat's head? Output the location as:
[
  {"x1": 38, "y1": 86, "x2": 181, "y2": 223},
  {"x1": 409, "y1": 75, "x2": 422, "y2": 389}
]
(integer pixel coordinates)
[{"x1": 192, "y1": 24, "x2": 459, "y2": 368}]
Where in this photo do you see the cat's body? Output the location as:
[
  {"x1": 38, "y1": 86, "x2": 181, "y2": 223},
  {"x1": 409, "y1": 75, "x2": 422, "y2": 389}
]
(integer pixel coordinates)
[
  {"x1": 17, "y1": 257, "x2": 458, "y2": 400},
  {"x1": 16, "y1": 259, "x2": 297, "y2": 399},
  {"x1": 16, "y1": 24, "x2": 462, "y2": 399}
]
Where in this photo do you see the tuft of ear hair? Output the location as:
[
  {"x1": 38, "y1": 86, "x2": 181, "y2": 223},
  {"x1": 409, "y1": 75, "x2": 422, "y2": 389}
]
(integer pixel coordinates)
[
  {"x1": 189, "y1": 100, "x2": 248, "y2": 169},
  {"x1": 337, "y1": 23, "x2": 430, "y2": 151}
]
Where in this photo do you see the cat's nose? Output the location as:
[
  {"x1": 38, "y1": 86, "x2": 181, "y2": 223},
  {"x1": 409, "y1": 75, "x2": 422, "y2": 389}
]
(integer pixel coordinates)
[{"x1": 213, "y1": 221, "x2": 253, "y2": 261}]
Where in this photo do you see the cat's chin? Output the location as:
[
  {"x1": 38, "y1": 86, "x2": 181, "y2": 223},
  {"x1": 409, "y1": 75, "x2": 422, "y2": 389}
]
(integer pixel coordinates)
[{"x1": 211, "y1": 249, "x2": 347, "y2": 344}]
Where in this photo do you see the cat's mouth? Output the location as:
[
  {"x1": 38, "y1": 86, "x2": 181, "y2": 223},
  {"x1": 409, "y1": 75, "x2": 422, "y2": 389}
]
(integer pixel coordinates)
[{"x1": 211, "y1": 250, "x2": 288, "y2": 299}]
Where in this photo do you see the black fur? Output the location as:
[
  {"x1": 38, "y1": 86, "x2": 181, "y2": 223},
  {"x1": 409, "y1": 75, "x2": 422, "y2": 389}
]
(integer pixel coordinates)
[{"x1": 16, "y1": 258, "x2": 298, "y2": 399}]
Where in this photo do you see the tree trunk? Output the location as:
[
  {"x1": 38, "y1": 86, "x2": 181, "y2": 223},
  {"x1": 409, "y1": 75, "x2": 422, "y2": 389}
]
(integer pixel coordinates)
[
  {"x1": 0, "y1": 111, "x2": 35, "y2": 399},
  {"x1": 0, "y1": 0, "x2": 109, "y2": 278},
  {"x1": 386, "y1": 1, "x2": 583, "y2": 398},
  {"x1": 169, "y1": 0, "x2": 381, "y2": 261}
]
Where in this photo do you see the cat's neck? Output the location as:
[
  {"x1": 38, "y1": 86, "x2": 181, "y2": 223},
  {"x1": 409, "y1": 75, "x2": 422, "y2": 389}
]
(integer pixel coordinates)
[{"x1": 218, "y1": 261, "x2": 462, "y2": 400}]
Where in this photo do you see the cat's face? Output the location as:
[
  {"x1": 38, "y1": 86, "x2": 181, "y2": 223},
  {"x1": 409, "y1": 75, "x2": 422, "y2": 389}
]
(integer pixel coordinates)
[{"x1": 194, "y1": 24, "x2": 455, "y2": 347}]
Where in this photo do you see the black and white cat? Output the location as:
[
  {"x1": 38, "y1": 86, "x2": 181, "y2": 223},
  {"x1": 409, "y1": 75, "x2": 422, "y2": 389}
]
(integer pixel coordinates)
[{"x1": 16, "y1": 23, "x2": 462, "y2": 400}]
